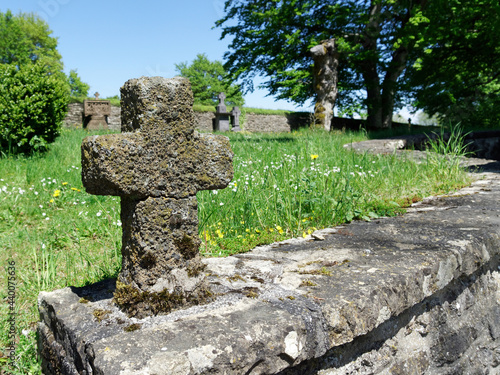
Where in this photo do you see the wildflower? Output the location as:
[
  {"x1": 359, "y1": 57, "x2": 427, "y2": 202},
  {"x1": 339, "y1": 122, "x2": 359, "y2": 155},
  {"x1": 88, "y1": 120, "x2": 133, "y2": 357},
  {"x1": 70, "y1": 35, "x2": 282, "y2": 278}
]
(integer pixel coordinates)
[
  {"x1": 212, "y1": 190, "x2": 218, "y2": 195},
  {"x1": 96, "y1": 211, "x2": 102, "y2": 217},
  {"x1": 302, "y1": 232, "x2": 307, "y2": 238},
  {"x1": 276, "y1": 226, "x2": 284, "y2": 234},
  {"x1": 219, "y1": 202, "x2": 224, "y2": 206},
  {"x1": 49, "y1": 199, "x2": 54, "y2": 203},
  {"x1": 215, "y1": 229, "x2": 224, "y2": 238},
  {"x1": 310, "y1": 154, "x2": 319, "y2": 160},
  {"x1": 53, "y1": 190, "x2": 61, "y2": 197},
  {"x1": 62, "y1": 182, "x2": 68, "y2": 186},
  {"x1": 245, "y1": 229, "x2": 250, "y2": 233},
  {"x1": 255, "y1": 229, "x2": 261, "y2": 233}
]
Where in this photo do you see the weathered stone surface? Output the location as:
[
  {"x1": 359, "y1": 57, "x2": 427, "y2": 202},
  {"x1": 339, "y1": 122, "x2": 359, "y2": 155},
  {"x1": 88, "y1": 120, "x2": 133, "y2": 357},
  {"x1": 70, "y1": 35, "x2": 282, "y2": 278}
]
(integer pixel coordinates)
[
  {"x1": 38, "y1": 163, "x2": 500, "y2": 374},
  {"x1": 81, "y1": 77, "x2": 233, "y2": 317}
]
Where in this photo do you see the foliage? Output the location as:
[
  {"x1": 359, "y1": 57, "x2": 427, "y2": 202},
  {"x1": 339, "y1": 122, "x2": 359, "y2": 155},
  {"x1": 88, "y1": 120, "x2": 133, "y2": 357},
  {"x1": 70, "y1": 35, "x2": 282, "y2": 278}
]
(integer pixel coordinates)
[
  {"x1": 0, "y1": 10, "x2": 69, "y2": 154},
  {"x1": 0, "y1": 10, "x2": 62, "y2": 72},
  {"x1": 0, "y1": 62, "x2": 69, "y2": 153},
  {"x1": 216, "y1": 0, "x2": 432, "y2": 128},
  {"x1": 68, "y1": 69, "x2": 90, "y2": 101},
  {"x1": 405, "y1": 0, "x2": 500, "y2": 129},
  {"x1": 175, "y1": 53, "x2": 244, "y2": 107}
]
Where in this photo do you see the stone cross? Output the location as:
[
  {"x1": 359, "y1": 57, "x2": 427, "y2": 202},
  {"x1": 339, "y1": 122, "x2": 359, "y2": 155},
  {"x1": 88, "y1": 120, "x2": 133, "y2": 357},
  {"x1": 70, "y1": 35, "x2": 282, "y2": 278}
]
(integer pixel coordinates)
[
  {"x1": 94, "y1": 92, "x2": 100, "y2": 100},
  {"x1": 214, "y1": 92, "x2": 230, "y2": 131},
  {"x1": 81, "y1": 77, "x2": 234, "y2": 317}
]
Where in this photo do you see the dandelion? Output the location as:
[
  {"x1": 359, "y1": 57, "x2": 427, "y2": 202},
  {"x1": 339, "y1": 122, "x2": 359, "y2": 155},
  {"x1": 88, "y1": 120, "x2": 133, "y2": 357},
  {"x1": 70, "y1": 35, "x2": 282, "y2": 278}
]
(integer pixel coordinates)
[
  {"x1": 49, "y1": 199, "x2": 54, "y2": 203},
  {"x1": 62, "y1": 182, "x2": 68, "y2": 186},
  {"x1": 53, "y1": 190, "x2": 61, "y2": 197},
  {"x1": 310, "y1": 154, "x2": 319, "y2": 160}
]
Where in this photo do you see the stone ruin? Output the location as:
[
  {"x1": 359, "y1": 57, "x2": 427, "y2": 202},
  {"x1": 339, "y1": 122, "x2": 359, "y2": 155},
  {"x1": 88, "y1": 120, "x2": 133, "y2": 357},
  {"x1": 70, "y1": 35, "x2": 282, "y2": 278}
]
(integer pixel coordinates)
[
  {"x1": 81, "y1": 76, "x2": 234, "y2": 317},
  {"x1": 213, "y1": 92, "x2": 241, "y2": 132},
  {"x1": 83, "y1": 99, "x2": 111, "y2": 130}
]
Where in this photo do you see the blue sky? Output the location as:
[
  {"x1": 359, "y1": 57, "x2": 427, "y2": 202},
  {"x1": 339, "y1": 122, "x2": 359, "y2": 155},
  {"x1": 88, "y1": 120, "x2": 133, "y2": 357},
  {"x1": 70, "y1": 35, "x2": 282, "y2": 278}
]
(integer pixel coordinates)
[{"x1": 2, "y1": 0, "x2": 312, "y2": 111}]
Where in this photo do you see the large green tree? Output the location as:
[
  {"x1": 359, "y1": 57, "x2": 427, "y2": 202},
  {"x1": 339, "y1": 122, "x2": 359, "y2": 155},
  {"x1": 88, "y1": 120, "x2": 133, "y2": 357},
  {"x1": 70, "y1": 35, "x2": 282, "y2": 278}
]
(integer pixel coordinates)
[
  {"x1": 405, "y1": 0, "x2": 500, "y2": 128},
  {"x1": 175, "y1": 53, "x2": 244, "y2": 107},
  {"x1": 217, "y1": 0, "x2": 431, "y2": 129},
  {"x1": 0, "y1": 10, "x2": 63, "y2": 71}
]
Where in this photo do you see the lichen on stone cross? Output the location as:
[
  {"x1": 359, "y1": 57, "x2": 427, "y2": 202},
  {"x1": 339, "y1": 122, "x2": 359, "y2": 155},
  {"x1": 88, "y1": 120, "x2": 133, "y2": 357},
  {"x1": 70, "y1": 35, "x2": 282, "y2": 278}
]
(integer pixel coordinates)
[{"x1": 81, "y1": 76, "x2": 234, "y2": 318}]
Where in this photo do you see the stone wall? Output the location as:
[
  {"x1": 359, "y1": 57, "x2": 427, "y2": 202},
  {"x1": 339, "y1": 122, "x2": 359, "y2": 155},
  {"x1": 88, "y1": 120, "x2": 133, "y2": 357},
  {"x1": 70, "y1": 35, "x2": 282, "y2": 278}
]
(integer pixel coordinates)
[{"x1": 64, "y1": 104, "x2": 312, "y2": 132}]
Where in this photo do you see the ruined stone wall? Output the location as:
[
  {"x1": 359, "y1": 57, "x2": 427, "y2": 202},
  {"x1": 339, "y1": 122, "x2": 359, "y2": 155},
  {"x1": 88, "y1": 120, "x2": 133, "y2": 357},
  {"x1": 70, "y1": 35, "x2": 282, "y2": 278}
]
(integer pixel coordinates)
[
  {"x1": 63, "y1": 102, "x2": 83, "y2": 128},
  {"x1": 63, "y1": 106, "x2": 312, "y2": 133}
]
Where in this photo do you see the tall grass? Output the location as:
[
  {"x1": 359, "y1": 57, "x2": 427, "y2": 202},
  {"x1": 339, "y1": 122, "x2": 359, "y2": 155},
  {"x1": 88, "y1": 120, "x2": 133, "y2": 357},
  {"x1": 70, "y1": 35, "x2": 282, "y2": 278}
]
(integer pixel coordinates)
[{"x1": 0, "y1": 127, "x2": 471, "y2": 374}]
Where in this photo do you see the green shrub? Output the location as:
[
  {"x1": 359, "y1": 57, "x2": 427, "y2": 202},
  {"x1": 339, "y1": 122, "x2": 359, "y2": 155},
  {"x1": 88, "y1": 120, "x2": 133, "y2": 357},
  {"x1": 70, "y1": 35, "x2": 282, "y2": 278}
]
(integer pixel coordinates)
[{"x1": 0, "y1": 62, "x2": 69, "y2": 153}]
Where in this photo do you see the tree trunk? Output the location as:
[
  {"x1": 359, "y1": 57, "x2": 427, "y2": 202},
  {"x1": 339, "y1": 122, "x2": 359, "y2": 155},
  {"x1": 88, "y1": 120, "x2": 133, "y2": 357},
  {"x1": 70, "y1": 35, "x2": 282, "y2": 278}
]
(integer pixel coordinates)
[
  {"x1": 310, "y1": 39, "x2": 339, "y2": 131},
  {"x1": 381, "y1": 46, "x2": 409, "y2": 128},
  {"x1": 361, "y1": 1, "x2": 385, "y2": 129}
]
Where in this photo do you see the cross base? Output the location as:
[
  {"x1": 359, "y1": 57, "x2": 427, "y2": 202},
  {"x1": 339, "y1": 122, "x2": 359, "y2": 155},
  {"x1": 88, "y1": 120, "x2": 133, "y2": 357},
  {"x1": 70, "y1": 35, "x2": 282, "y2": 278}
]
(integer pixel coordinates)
[{"x1": 115, "y1": 195, "x2": 212, "y2": 318}]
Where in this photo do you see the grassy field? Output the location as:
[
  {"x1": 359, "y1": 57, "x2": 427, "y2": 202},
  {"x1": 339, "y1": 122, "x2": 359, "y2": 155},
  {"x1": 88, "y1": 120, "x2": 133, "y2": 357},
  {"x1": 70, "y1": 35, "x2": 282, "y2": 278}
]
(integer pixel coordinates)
[{"x1": 0, "y1": 127, "x2": 471, "y2": 374}]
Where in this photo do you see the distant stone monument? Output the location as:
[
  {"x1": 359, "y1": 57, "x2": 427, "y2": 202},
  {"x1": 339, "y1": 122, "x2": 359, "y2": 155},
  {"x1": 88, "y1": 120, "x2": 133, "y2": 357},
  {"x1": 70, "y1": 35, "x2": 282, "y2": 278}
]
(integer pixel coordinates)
[
  {"x1": 231, "y1": 106, "x2": 242, "y2": 132},
  {"x1": 213, "y1": 92, "x2": 231, "y2": 131},
  {"x1": 83, "y1": 98, "x2": 111, "y2": 130},
  {"x1": 81, "y1": 76, "x2": 234, "y2": 317}
]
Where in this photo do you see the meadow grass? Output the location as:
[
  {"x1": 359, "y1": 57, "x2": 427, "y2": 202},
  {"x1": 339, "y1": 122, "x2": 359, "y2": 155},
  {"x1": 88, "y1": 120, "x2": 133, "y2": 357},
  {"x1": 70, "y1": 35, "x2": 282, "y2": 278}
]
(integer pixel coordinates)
[{"x1": 0, "y1": 127, "x2": 471, "y2": 374}]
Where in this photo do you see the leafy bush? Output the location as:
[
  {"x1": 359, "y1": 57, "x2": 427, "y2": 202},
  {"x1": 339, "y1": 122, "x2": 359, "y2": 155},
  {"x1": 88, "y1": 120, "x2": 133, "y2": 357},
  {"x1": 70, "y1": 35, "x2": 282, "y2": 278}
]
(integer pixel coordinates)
[{"x1": 0, "y1": 62, "x2": 69, "y2": 153}]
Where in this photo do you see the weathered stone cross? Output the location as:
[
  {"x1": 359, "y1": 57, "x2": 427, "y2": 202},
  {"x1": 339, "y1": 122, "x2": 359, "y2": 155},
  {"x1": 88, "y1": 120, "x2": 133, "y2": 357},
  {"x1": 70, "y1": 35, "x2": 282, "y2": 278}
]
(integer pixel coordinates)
[{"x1": 81, "y1": 76, "x2": 234, "y2": 317}]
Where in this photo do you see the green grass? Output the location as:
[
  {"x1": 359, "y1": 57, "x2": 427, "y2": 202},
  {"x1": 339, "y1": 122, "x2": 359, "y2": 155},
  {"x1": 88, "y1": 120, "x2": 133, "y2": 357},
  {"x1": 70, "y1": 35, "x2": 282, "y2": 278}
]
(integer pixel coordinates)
[{"x1": 0, "y1": 127, "x2": 471, "y2": 374}]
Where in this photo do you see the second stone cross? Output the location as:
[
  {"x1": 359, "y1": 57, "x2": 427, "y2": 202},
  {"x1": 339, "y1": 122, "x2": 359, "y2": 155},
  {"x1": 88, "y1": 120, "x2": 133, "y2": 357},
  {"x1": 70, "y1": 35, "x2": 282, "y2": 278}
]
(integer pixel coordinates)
[{"x1": 81, "y1": 76, "x2": 234, "y2": 318}]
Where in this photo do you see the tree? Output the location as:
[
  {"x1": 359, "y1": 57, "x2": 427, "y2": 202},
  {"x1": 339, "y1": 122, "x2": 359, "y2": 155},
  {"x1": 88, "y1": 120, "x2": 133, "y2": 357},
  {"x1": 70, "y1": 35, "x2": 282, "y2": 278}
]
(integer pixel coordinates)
[
  {"x1": 175, "y1": 53, "x2": 244, "y2": 107},
  {"x1": 0, "y1": 10, "x2": 63, "y2": 72},
  {"x1": 0, "y1": 10, "x2": 69, "y2": 153},
  {"x1": 405, "y1": 0, "x2": 500, "y2": 129},
  {"x1": 68, "y1": 69, "x2": 90, "y2": 101},
  {"x1": 216, "y1": 0, "x2": 430, "y2": 129}
]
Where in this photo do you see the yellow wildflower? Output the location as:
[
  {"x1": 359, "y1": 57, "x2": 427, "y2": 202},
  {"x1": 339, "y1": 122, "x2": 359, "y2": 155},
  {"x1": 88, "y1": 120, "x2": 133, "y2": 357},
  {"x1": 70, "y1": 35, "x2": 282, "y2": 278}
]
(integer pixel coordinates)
[
  {"x1": 302, "y1": 232, "x2": 307, "y2": 238},
  {"x1": 49, "y1": 199, "x2": 54, "y2": 203},
  {"x1": 310, "y1": 154, "x2": 319, "y2": 160},
  {"x1": 62, "y1": 182, "x2": 68, "y2": 186},
  {"x1": 53, "y1": 189, "x2": 61, "y2": 197},
  {"x1": 276, "y1": 226, "x2": 284, "y2": 234}
]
